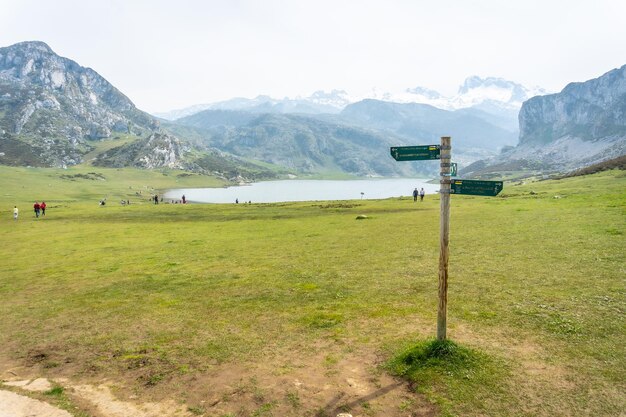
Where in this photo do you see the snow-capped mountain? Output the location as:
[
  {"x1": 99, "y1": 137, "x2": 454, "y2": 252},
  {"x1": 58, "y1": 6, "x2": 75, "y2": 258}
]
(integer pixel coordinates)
[
  {"x1": 156, "y1": 77, "x2": 547, "y2": 130},
  {"x1": 388, "y1": 76, "x2": 547, "y2": 111},
  {"x1": 155, "y1": 90, "x2": 352, "y2": 120}
]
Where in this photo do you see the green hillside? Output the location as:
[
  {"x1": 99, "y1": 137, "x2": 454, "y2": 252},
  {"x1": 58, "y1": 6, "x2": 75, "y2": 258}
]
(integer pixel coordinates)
[{"x1": 0, "y1": 167, "x2": 624, "y2": 416}]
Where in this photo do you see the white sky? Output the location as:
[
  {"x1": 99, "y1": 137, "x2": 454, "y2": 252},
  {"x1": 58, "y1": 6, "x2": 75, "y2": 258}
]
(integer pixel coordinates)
[{"x1": 1, "y1": 0, "x2": 625, "y2": 113}]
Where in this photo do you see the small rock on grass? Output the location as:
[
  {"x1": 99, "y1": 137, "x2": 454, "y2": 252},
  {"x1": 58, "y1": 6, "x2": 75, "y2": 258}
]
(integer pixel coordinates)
[{"x1": 355, "y1": 215, "x2": 368, "y2": 220}]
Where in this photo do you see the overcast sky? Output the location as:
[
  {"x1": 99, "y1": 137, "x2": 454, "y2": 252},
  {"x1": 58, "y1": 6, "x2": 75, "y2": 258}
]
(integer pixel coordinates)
[{"x1": 1, "y1": 0, "x2": 625, "y2": 113}]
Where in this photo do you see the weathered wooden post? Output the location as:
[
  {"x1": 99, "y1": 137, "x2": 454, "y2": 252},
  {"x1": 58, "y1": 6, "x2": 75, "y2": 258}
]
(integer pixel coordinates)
[
  {"x1": 391, "y1": 137, "x2": 503, "y2": 342},
  {"x1": 437, "y1": 136, "x2": 451, "y2": 340}
]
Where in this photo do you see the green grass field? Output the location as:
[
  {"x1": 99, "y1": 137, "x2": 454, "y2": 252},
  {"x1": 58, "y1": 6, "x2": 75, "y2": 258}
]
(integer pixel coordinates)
[{"x1": 0, "y1": 166, "x2": 624, "y2": 416}]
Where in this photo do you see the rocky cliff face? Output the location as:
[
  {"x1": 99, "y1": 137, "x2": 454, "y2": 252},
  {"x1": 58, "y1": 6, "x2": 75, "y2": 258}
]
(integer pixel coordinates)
[
  {"x1": 464, "y1": 65, "x2": 626, "y2": 177},
  {"x1": 0, "y1": 41, "x2": 157, "y2": 166},
  {"x1": 519, "y1": 64, "x2": 626, "y2": 145}
]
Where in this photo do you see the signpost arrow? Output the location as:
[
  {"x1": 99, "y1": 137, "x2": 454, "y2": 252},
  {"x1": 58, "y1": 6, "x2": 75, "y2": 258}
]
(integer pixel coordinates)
[
  {"x1": 451, "y1": 179, "x2": 503, "y2": 196},
  {"x1": 390, "y1": 145, "x2": 440, "y2": 161}
]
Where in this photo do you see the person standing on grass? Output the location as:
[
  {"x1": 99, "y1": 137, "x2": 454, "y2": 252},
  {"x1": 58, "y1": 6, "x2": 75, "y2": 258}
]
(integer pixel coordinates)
[
  {"x1": 420, "y1": 187, "x2": 425, "y2": 202},
  {"x1": 13, "y1": 206, "x2": 18, "y2": 221},
  {"x1": 40, "y1": 201, "x2": 46, "y2": 216},
  {"x1": 154, "y1": 194, "x2": 159, "y2": 205},
  {"x1": 34, "y1": 201, "x2": 41, "y2": 218},
  {"x1": 413, "y1": 188, "x2": 418, "y2": 202},
  {"x1": 182, "y1": 194, "x2": 186, "y2": 204}
]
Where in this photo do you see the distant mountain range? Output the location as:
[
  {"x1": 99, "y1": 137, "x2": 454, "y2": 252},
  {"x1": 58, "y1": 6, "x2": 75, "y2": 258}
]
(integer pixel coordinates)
[
  {"x1": 1, "y1": 40, "x2": 624, "y2": 180},
  {"x1": 171, "y1": 97, "x2": 518, "y2": 174},
  {"x1": 175, "y1": 112, "x2": 426, "y2": 176},
  {"x1": 156, "y1": 90, "x2": 353, "y2": 120},
  {"x1": 155, "y1": 78, "x2": 546, "y2": 134}
]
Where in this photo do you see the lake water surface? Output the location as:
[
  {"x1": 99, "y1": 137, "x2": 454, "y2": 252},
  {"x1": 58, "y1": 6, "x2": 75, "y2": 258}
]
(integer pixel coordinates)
[{"x1": 165, "y1": 178, "x2": 439, "y2": 204}]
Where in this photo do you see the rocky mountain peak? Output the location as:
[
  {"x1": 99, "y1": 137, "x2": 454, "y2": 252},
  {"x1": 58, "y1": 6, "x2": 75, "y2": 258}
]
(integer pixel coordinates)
[
  {"x1": 7, "y1": 40, "x2": 53, "y2": 54},
  {"x1": 404, "y1": 86, "x2": 442, "y2": 100},
  {"x1": 455, "y1": 76, "x2": 543, "y2": 106},
  {"x1": 0, "y1": 40, "x2": 157, "y2": 167}
]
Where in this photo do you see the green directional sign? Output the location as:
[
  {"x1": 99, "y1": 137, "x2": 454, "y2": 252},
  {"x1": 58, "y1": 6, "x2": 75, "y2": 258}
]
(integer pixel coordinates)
[
  {"x1": 451, "y1": 179, "x2": 503, "y2": 196},
  {"x1": 390, "y1": 145, "x2": 440, "y2": 161}
]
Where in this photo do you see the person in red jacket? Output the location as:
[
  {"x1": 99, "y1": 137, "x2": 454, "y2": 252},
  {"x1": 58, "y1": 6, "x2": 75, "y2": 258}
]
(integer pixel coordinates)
[
  {"x1": 40, "y1": 201, "x2": 47, "y2": 216},
  {"x1": 34, "y1": 202, "x2": 41, "y2": 218}
]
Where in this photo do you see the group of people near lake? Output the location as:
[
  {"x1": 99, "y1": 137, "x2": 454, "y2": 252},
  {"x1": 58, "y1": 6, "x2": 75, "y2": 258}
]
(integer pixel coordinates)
[
  {"x1": 33, "y1": 201, "x2": 46, "y2": 217},
  {"x1": 413, "y1": 187, "x2": 426, "y2": 202},
  {"x1": 168, "y1": 194, "x2": 187, "y2": 204},
  {"x1": 11, "y1": 201, "x2": 47, "y2": 220}
]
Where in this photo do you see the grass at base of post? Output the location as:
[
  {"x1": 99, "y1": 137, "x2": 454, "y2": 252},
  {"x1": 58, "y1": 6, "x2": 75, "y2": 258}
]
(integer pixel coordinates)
[{"x1": 386, "y1": 339, "x2": 511, "y2": 416}]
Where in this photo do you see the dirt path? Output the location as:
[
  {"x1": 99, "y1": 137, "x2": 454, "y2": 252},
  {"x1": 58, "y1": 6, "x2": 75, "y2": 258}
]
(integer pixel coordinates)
[
  {"x1": 1, "y1": 347, "x2": 436, "y2": 417},
  {"x1": 0, "y1": 389, "x2": 72, "y2": 417}
]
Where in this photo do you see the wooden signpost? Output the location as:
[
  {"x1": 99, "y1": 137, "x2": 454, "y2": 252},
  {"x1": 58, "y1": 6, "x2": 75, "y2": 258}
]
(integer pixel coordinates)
[{"x1": 390, "y1": 137, "x2": 503, "y2": 341}]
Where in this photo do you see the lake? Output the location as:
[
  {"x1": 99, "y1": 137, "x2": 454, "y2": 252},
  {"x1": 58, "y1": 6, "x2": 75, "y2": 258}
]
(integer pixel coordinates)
[{"x1": 164, "y1": 178, "x2": 439, "y2": 204}]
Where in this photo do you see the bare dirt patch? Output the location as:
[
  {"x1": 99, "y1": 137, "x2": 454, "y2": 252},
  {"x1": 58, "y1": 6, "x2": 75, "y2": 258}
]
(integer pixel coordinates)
[{"x1": 1, "y1": 343, "x2": 436, "y2": 417}]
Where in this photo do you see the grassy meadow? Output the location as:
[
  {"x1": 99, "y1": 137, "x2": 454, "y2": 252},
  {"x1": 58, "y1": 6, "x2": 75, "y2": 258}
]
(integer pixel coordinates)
[{"x1": 0, "y1": 165, "x2": 624, "y2": 416}]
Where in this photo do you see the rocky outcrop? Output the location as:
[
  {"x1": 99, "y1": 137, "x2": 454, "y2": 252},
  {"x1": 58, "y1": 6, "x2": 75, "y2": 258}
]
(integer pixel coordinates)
[
  {"x1": 93, "y1": 132, "x2": 189, "y2": 169},
  {"x1": 0, "y1": 41, "x2": 157, "y2": 166}
]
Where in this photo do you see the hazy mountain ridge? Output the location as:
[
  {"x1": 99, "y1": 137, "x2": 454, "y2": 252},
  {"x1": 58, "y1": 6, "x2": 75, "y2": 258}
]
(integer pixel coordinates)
[
  {"x1": 173, "y1": 98, "x2": 518, "y2": 175},
  {"x1": 156, "y1": 77, "x2": 545, "y2": 130},
  {"x1": 155, "y1": 90, "x2": 351, "y2": 120},
  {"x1": 339, "y1": 99, "x2": 518, "y2": 151},
  {"x1": 176, "y1": 111, "x2": 437, "y2": 177}
]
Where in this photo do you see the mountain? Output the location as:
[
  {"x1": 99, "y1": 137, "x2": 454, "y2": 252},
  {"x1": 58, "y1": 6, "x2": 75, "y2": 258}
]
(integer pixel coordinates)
[
  {"x1": 176, "y1": 111, "x2": 436, "y2": 177},
  {"x1": 155, "y1": 90, "x2": 351, "y2": 120},
  {"x1": 384, "y1": 77, "x2": 545, "y2": 111},
  {"x1": 155, "y1": 78, "x2": 544, "y2": 132},
  {"x1": 92, "y1": 131, "x2": 283, "y2": 181},
  {"x1": 173, "y1": 98, "x2": 518, "y2": 175},
  {"x1": 0, "y1": 41, "x2": 157, "y2": 167},
  {"x1": 464, "y1": 65, "x2": 626, "y2": 177},
  {"x1": 0, "y1": 41, "x2": 283, "y2": 182},
  {"x1": 338, "y1": 99, "x2": 517, "y2": 167}
]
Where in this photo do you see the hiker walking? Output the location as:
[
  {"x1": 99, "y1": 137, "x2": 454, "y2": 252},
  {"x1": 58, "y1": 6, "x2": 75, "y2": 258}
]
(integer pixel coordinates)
[
  {"x1": 154, "y1": 194, "x2": 159, "y2": 205},
  {"x1": 40, "y1": 201, "x2": 46, "y2": 216},
  {"x1": 413, "y1": 188, "x2": 418, "y2": 202},
  {"x1": 182, "y1": 195, "x2": 186, "y2": 204},
  {"x1": 419, "y1": 187, "x2": 425, "y2": 202},
  {"x1": 13, "y1": 206, "x2": 18, "y2": 221},
  {"x1": 34, "y1": 201, "x2": 41, "y2": 218}
]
